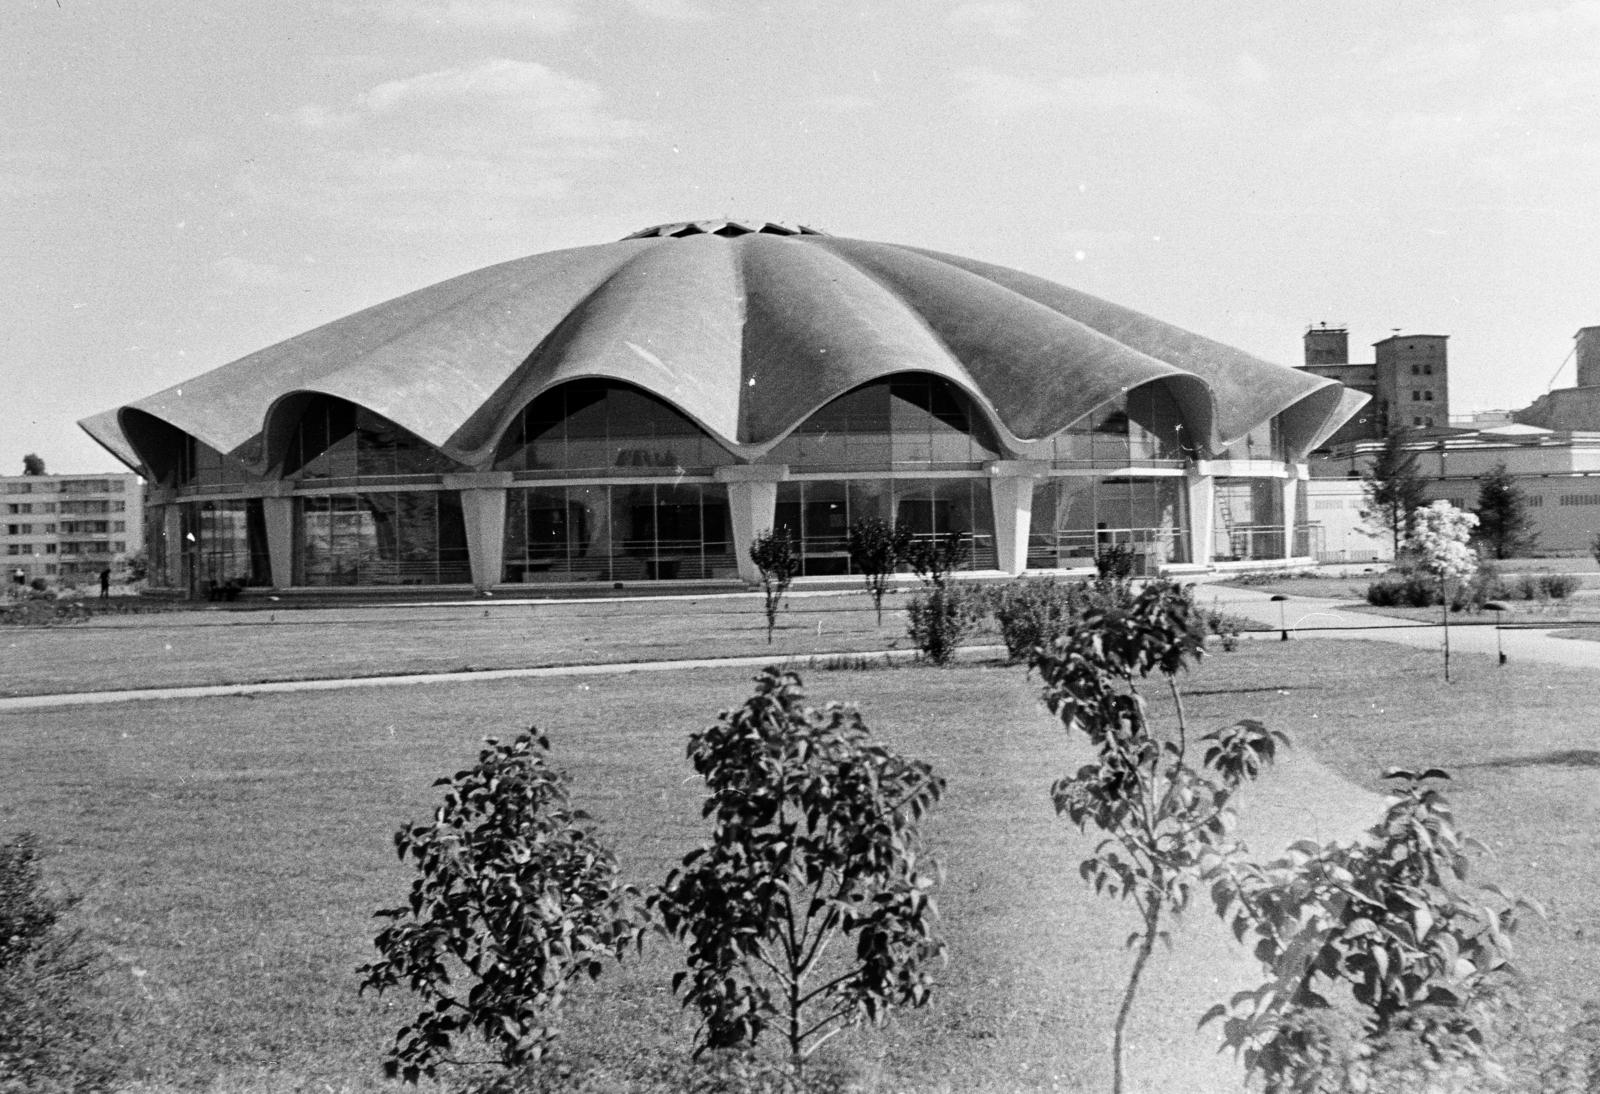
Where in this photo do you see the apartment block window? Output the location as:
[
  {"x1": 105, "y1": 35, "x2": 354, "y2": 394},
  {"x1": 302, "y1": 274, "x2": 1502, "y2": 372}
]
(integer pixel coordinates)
[
  {"x1": 5, "y1": 503, "x2": 30, "y2": 514},
  {"x1": 1411, "y1": 364, "x2": 1420, "y2": 375},
  {"x1": 43, "y1": 524, "x2": 55, "y2": 533},
  {"x1": 1412, "y1": 391, "x2": 1421, "y2": 401},
  {"x1": 41, "y1": 503, "x2": 56, "y2": 513},
  {"x1": 44, "y1": 544, "x2": 56, "y2": 554},
  {"x1": 113, "y1": 521, "x2": 125, "y2": 532},
  {"x1": 1424, "y1": 391, "x2": 1434, "y2": 401},
  {"x1": 5, "y1": 523, "x2": 32, "y2": 535},
  {"x1": 1424, "y1": 364, "x2": 1433, "y2": 375},
  {"x1": 1413, "y1": 417, "x2": 1424, "y2": 426}
]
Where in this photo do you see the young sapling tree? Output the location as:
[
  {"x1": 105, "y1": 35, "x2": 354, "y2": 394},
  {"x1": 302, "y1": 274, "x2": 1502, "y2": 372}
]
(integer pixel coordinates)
[
  {"x1": 655, "y1": 669, "x2": 946, "y2": 1076},
  {"x1": 750, "y1": 527, "x2": 800, "y2": 644},
  {"x1": 1410, "y1": 501, "x2": 1479, "y2": 682},
  {"x1": 358, "y1": 730, "x2": 647, "y2": 1084},
  {"x1": 1207, "y1": 769, "x2": 1539, "y2": 1092},
  {"x1": 846, "y1": 517, "x2": 911, "y2": 625},
  {"x1": 1030, "y1": 580, "x2": 1286, "y2": 1094}
]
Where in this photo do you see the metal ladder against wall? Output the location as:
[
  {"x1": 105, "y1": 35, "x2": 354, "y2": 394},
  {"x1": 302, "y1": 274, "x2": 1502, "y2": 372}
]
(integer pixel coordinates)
[{"x1": 1217, "y1": 490, "x2": 1243, "y2": 559}]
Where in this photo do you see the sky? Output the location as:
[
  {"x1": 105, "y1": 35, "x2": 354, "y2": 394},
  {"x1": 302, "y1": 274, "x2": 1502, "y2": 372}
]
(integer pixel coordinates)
[{"x1": 6, "y1": 0, "x2": 1600, "y2": 473}]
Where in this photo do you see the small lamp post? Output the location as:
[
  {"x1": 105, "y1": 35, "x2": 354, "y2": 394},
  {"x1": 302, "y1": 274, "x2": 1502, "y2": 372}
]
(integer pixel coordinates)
[
  {"x1": 1271, "y1": 593, "x2": 1290, "y2": 641},
  {"x1": 1483, "y1": 601, "x2": 1507, "y2": 665}
]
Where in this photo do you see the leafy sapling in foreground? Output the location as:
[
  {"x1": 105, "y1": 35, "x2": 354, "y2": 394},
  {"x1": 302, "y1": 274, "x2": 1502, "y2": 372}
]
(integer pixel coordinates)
[
  {"x1": 750, "y1": 527, "x2": 800, "y2": 644},
  {"x1": 655, "y1": 669, "x2": 946, "y2": 1076},
  {"x1": 1207, "y1": 769, "x2": 1541, "y2": 1092},
  {"x1": 358, "y1": 730, "x2": 647, "y2": 1084},
  {"x1": 1030, "y1": 580, "x2": 1286, "y2": 1094}
]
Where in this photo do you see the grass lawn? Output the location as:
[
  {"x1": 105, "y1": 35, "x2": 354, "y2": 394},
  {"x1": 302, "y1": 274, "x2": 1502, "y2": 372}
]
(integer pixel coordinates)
[
  {"x1": 2, "y1": 635, "x2": 1597, "y2": 1092},
  {"x1": 0, "y1": 592, "x2": 930, "y2": 698}
]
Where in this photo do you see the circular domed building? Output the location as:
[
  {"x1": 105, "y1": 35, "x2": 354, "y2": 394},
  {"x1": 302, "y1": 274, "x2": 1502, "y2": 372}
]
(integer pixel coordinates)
[{"x1": 81, "y1": 219, "x2": 1366, "y2": 595}]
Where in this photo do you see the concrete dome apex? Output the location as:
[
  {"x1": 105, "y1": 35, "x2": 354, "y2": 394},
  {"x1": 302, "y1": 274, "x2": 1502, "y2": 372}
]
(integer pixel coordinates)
[
  {"x1": 80, "y1": 225, "x2": 1362, "y2": 477},
  {"x1": 622, "y1": 218, "x2": 828, "y2": 239}
]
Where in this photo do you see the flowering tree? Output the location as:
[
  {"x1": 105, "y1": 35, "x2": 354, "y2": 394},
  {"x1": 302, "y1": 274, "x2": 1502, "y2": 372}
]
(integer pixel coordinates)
[{"x1": 1409, "y1": 501, "x2": 1478, "y2": 681}]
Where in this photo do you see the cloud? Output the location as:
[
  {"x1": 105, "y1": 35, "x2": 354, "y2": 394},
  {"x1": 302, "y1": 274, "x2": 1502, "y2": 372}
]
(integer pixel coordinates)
[
  {"x1": 948, "y1": 1, "x2": 1030, "y2": 39},
  {"x1": 256, "y1": 60, "x2": 644, "y2": 233},
  {"x1": 623, "y1": 0, "x2": 710, "y2": 20},
  {"x1": 1231, "y1": 52, "x2": 1270, "y2": 86},
  {"x1": 957, "y1": 67, "x2": 1219, "y2": 123},
  {"x1": 359, "y1": 0, "x2": 712, "y2": 31},
  {"x1": 368, "y1": 0, "x2": 578, "y2": 33},
  {"x1": 1500, "y1": 0, "x2": 1600, "y2": 37},
  {"x1": 213, "y1": 256, "x2": 289, "y2": 287}
]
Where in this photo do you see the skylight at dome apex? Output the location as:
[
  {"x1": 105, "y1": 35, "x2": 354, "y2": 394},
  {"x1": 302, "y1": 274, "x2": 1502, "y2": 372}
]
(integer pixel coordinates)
[{"x1": 80, "y1": 220, "x2": 1367, "y2": 593}]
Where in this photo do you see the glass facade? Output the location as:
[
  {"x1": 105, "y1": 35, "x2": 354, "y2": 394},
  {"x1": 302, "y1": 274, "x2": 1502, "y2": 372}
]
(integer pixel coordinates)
[
  {"x1": 174, "y1": 437, "x2": 256, "y2": 490},
  {"x1": 294, "y1": 492, "x2": 470, "y2": 586},
  {"x1": 768, "y1": 376, "x2": 1000, "y2": 470},
  {"x1": 139, "y1": 371, "x2": 1307, "y2": 593},
  {"x1": 285, "y1": 398, "x2": 463, "y2": 480},
  {"x1": 1212, "y1": 478, "x2": 1284, "y2": 561},
  {"x1": 495, "y1": 382, "x2": 736, "y2": 475},
  {"x1": 1027, "y1": 476, "x2": 1188, "y2": 572},
  {"x1": 774, "y1": 478, "x2": 995, "y2": 575},
  {"x1": 180, "y1": 499, "x2": 270, "y2": 591},
  {"x1": 502, "y1": 482, "x2": 733, "y2": 582},
  {"x1": 1047, "y1": 386, "x2": 1190, "y2": 467}
]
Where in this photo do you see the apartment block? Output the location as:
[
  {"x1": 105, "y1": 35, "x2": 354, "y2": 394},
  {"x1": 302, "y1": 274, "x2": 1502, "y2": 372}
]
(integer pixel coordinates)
[{"x1": 2, "y1": 472, "x2": 145, "y2": 586}]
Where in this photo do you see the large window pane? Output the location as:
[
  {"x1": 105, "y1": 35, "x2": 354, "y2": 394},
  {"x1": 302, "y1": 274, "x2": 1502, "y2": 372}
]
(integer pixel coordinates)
[
  {"x1": 294, "y1": 491, "x2": 468, "y2": 586},
  {"x1": 494, "y1": 381, "x2": 734, "y2": 475},
  {"x1": 1028, "y1": 477, "x2": 1189, "y2": 571}
]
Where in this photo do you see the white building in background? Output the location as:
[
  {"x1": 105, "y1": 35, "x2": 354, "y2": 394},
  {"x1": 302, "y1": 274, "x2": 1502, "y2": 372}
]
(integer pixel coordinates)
[
  {"x1": 1, "y1": 472, "x2": 145, "y2": 586},
  {"x1": 1311, "y1": 424, "x2": 1600, "y2": 558}
]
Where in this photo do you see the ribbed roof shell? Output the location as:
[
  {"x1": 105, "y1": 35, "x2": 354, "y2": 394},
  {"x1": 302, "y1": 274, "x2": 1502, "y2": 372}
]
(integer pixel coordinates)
[{"x1": 80, "y1": 225, "x2": 1363, "y2": 474}]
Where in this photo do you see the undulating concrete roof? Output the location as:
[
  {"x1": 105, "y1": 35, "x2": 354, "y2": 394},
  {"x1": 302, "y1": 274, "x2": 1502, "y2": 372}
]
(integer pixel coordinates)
[{"x1": 80, "y1": 221, "x2": 1363, "y2": 474}]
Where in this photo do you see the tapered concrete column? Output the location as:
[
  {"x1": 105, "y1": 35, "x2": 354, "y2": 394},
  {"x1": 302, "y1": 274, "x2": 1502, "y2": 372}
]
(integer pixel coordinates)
[
  {"x1": 446, "y1": 474, "x2": 512, "y2": 591},
  {"x1": 1187, "y1": 462, "x2": 1215, "y2": 567},
  {"x1": 985, "y1": 460, "x2": 1050, "y2": 575},
  {"x1": 161, "y1": 504, "x2": 183, "y2": 589},
  {"x1": 715, "y1": 464, "x2": 788, "y2": 584},
  {"x1": 262, "y1": 495, "x2": 295, "y2": 590},
  {"x1": 1281, "y1": 473, "x2": 1300, "y2": 560}
]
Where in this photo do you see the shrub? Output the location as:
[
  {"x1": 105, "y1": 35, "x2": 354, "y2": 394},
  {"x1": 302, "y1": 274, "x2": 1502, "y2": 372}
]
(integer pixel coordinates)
[
  {"x1": 1032, "y1": 580, "x2": 1286, "y2": 1093},
  {"x1": 1540, "y1": 572, "x2": 1579, "y2": 600},
  {"x1": 905, "y1": 584, "x2": 988, "y2": 666},
  {"x1": 1195, "y1": 601, "x2": 1256, "y2": 651},
  {"x1": 359, "y1": 731, "x2": 648, "y2": 1084},
  {"x1": 656, "y1": 670, "x2": 945, "y2": 1075},
  {"x1": 1208, "y1": 769, "x2": 1539, "y2": 1092},
  {"x1": 988, "y1": 578, "x2": 1087, "y2": 663},
  {"x1": 1365, "y1": 572, "x2": 1437, "y2": 608},
  {"x1": 1094, "y1": 542, "x2": 1136, "y2": 582},
  {"x1": 0, "y1": 833, "x2": 119, "y2": 1094}
]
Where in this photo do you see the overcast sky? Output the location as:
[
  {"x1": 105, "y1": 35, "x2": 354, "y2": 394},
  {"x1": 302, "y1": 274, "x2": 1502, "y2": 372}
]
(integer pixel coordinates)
[{"x1": 6, "y1": 0, "x2": 1599, "y2": 472}]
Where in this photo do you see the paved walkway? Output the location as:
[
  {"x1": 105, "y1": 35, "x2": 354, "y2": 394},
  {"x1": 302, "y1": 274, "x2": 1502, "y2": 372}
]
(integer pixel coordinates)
[{"x1": 1197, "y1": 585, "x2": 1600, "y2": 670}]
